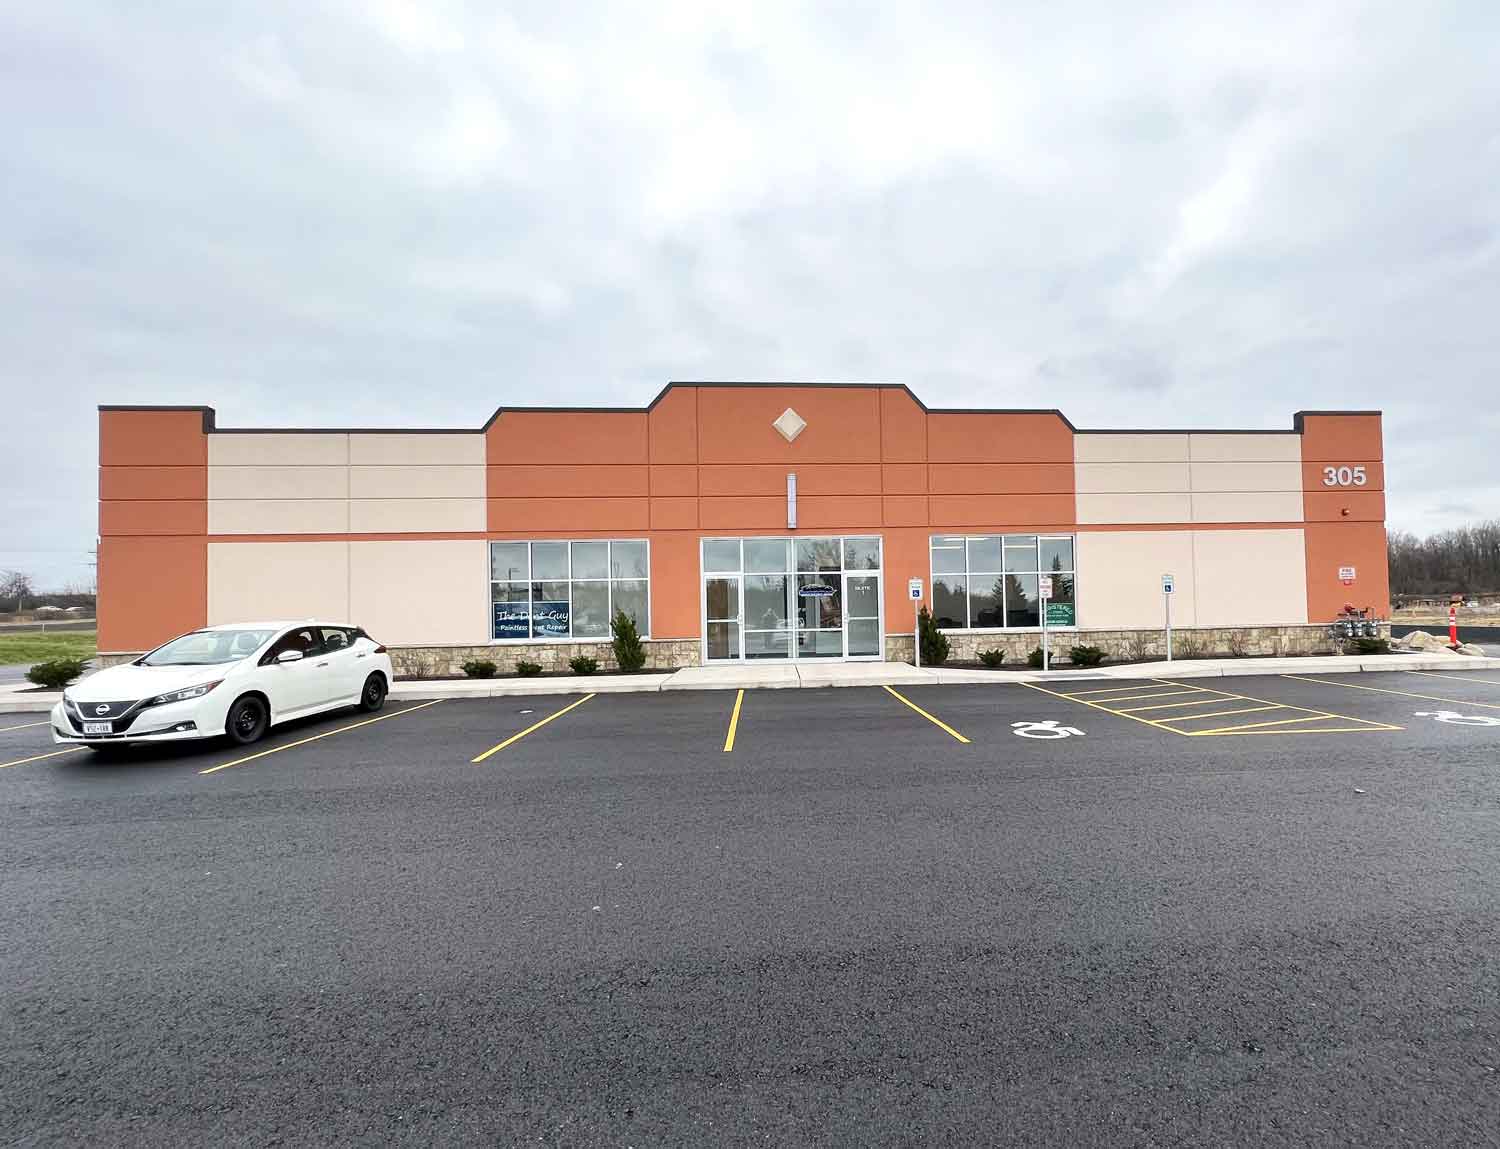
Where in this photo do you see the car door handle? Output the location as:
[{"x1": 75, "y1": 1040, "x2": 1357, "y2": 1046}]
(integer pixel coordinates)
[
  {"x1": 356, "y1": 653, "x2": 367, "y2": 659},
  {"x1": 317, "y1": 661, "x2": 329, "y2": 668}
]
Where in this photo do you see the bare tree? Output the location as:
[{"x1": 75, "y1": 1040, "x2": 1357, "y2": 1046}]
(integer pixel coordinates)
[
  {"x1": 1389, "y1": 521, "x2": 1500, "y2": 597},
  {"x1": 0, "y1": 570, "x2": 34, "y2": 613}
]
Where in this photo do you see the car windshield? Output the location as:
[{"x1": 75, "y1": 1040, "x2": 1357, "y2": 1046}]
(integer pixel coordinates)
[{"x1": 139, "y1": 629, "x2": 278, "y2": 667}]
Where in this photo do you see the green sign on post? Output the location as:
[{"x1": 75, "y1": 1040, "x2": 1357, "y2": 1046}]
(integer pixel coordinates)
[{"x1": 1045, "y1": 602, "x2": 1075, "y2": 627}]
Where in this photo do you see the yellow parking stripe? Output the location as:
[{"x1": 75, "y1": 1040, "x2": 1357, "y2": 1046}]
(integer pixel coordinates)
[
  {"x1": 472, "y1": 694, "x2": 595, "y2": 762},
  {"x1": 1189, "y1": 714, "x2": 1331, "y2": 735},
  {"x1": 1086, "y1": 689, "x2": 1209, "y2": 705},
  {"x1": 1407, "y1": 671, "x2": 1500, "y2": 688},
  {"x1": 1028, "y1": 676, "x2": 1400, "y2": 736},
  {"x1": 1057, "y1": 683, "x2": 1172, "y2": 697},
  {"x1": 1118, "y1": 697, "x2": 1234, "y2": 714},
  {"x1": 882, "y1": 686, "x2": 970, "y2": 744},
  {"x1": 1162, "y1": 705, "x2": 1282, "y2": 723},
  {"x1": 1021, "y1": 681, "x2": 1182, "y2": 734},
  {"x1": 201, "y1": 700, "x2": 443, "y2": 775},
  {"x1": 1157, "y1": 678, "x2": 1400, "y2": 732},
  {"x1": 0, "y1": 720, "x2": 51, "y2": 733},
  {"x1": 0, "y1": 746, "x2": 88, "y2": 769},
  {"x1": 1194, "y1": 727, "x2": 1396, "y2": 736},
  {"x1": 723, "y1": 689, "x2": 744, "y2": 753},
  {"x1": 1283, "y1": 675, "x2": 1500, "y2": 712}
]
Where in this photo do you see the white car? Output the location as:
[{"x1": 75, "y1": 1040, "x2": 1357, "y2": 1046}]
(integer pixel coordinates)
[{"x1": 52, "y1": 622, "x2": 394, "y2": 750}]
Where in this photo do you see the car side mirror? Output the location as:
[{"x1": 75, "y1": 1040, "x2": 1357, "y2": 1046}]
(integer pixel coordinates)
[{"x1": 276, "y1": 649, "x2": 304, "y2": 664}]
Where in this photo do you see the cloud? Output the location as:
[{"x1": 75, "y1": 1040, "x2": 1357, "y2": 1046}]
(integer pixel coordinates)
[{"x1": 1, "y1": 0, "x2": 1497, "y2": 586}]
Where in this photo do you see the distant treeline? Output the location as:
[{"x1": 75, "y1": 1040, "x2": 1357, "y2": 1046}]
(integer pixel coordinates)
[{"x1": 1389, "y1": 521, "x2": 1500, "y2": 597}]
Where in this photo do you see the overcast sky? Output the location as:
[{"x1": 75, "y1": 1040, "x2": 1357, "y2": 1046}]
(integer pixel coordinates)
[{"x1": 3, "y1": 1, "x2": 1497, "y2": 588}]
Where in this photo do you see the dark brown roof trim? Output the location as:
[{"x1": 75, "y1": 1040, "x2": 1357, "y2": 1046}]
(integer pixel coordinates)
[{"x1": 99, "y1": 386, "x2": 1382, "y2": 436}]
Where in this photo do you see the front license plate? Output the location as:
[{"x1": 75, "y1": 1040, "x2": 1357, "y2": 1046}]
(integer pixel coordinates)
[{"x1": 83, "y1": 722, "x2": 112, "y2": 735}]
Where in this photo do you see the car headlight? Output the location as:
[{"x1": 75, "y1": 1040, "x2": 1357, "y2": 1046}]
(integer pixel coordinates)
[{"x1": 146, "y1": 681, "x2": 222, "y2": 707}]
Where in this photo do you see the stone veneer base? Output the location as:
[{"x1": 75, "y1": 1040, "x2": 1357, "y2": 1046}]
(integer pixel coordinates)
[{"x1": 97, "y1": 625, "x2": 1373, "y2": 675}]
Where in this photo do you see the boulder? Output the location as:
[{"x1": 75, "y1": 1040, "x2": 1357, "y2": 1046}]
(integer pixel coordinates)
[
  {"x1": 1457, "y1": 643, "x2": 1487, "y2": 657},
  {"x1": 1395, "y1": 630, "x2": 1446, "y2": 652}
]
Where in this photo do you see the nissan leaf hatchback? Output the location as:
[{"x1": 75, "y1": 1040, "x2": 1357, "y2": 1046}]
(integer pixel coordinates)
[{"x1": 52, "y1": 622, "x2": 394, "y2": 749}]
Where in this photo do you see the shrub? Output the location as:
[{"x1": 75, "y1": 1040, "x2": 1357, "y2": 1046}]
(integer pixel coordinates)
[
  {"x1": 1174, "y1": 631, "x2": 1204, "y2": 659},
  {"x1": 568, "y1": 655, "x2": 599, "y2": 676},
  {"x1": 917, "y1": 605, "x2": 949, "y2": 667},
  {"x1": 1123, "y1": 632, "x2": 1155, "y2": 662},
  {"x1": 515, "y1": 660, "x2": 543, "y2": 677},
  {"x1": 1027, "y1": 646, "x2": 1045, "y2": 669},
  {"x1": 1350, "y1": 636, "x2": 1390, "y2": 655},
  {"x1": 1068, "y1": 645, "x2": 1105, "y2": 667},
  {"x1": 26, "y1": 659, "x2": 87, "y2": 689},
  {"x1": 978, "y1": 648, "x2": 1006, "y2": 668},
  {"x1": 611, "y1": 609, "x2": 646, "y2": 672},
  {"x1": 1226, "y1": 630, "x2": 1251, "y2": 658},
  {"x1": 461, "y1": 659, "x2": 497, "y2": 679}
]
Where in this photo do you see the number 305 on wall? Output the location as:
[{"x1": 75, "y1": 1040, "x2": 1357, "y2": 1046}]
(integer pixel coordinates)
[{"x1": 1322, "y1": 466, "x2": 1368, "y2": 487}]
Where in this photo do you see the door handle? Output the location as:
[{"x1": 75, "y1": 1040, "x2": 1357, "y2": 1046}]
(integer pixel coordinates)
[
  {"x1": 317, "y1": 661, "x2": 329, "y2": 668},
  {"x1": 356, "y1": 653, "x2": 367, "y2": 659}
]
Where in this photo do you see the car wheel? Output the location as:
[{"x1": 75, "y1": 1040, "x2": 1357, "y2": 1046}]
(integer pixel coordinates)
[
  {"x1": 359, "y1": 672, "x2": 387, "y2": 713},
  {"x1": 226, "y1": 695, "x2": 269, "y2": 745}
]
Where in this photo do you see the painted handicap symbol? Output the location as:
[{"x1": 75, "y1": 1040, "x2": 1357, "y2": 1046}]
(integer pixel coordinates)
[
  {"x1": 1415, "y1": 710, "x2": 1500, "y2": 727},
  {"x1": 1011, "y1": 720, "x2": 1086, "y2": 739}
]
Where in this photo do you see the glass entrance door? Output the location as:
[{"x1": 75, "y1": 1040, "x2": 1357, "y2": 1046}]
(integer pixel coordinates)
[{"x1": 702, "y1": 536, "x2": 883, "y2": 661}]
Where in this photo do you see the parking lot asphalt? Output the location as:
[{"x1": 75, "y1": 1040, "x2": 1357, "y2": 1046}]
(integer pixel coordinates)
[{"x1": 3, "y1": 671, "x2": 1500, "y2": 1144}]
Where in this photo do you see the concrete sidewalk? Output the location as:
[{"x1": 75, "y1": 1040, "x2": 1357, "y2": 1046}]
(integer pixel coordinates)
[{"x1": 5, "y1": 650, "x2": 1500, "y2": 713}]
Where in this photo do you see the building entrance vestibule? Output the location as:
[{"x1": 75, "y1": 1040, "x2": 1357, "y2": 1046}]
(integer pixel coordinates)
[{"x1": 702, "y1": 536, "x2": 883, "y2": 662}]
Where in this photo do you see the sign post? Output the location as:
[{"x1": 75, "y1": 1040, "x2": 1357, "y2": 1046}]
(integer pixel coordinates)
[
  {"x1": 1162, "y1": 573, "x2": 1175, "y2": 662},
  {"x1": 1450, "y1": 602, "x2": 1459, "y2": 648},
  {"x1": 908, "y1": 578, "x2": 924, "y2": 667},
  {"x1": 1039, "y1": 575, "x2": 1053, "y2": 672}
]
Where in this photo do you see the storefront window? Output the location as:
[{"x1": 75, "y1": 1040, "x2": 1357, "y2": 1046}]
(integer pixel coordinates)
[
  {"x1": 489, "y1": 540, "x2": 650, "y2": 640},
  {"x1": 927, "y1": 534, "x2": 1076, "y2": 629}
]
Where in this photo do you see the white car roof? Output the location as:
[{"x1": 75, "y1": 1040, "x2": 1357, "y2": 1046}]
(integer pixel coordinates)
[{"x1": 201, "y1": 621, "x2": 359, "y2": 632}]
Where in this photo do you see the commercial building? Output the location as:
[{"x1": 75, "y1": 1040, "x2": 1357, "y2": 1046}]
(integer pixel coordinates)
[{"x1": 97, "y1": 384, "x2": 1389, "y2": 669}]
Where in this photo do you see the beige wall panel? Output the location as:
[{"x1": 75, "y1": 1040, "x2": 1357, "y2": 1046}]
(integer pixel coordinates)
[
  {"x1": 209, "y1": 466, "x2": 349, "y2": 501},
  {"x1": 1073, "y1": 434, "x2": 1190, "y2": 463},
  {"x1": 349, "y1": 465, "x2": 486, "y2": 499},
  {"x1": 1191, "y1": 491, "x2": 1304, "y2": 523},
  {"x1": 1193, "y1": 529, "x2": 1308, "y2": 626},
  {"x1": 349, "y1": 433, "x2": 486, "y2": 466},
  {"x1": 1076, "y1": 491, "x2": 1193, "y2": 524},
  {"x1": 1189, "y1": 433, "x2": 1301, "y2": 462},
  {"x1": 208, "y1": 499, "x2": 349, "y2": 534},
  {"x1": 1075, "y1": 461, "x2": 1190, "y2": 494},
  {"x1": 207, "y1": 541, "x2": 349, "y2": 623},
  {"x1": 1189, "y1": 460, "x2": 1302, "y2": 492},
  {"x1": 348, "y1": 498, "x2": 487, "y2": 533},
  {"x1": 1076, "y1": 531, "x2": 1197, "y2": 628},
  {"x1": 208, "y1": 433, "x2": 348, "y2": 466},
  {"x1": 349, "y1": 539, "x2": 488, "y2": 645}
]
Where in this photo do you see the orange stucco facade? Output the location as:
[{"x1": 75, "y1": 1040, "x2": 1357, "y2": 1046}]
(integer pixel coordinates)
[{"x1": 97, "y1": 386, "x2": 1389, "y2": 655}]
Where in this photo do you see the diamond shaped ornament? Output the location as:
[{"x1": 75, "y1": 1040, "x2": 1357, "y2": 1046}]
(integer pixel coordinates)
[{"x1": 772, "y1": 407, "x2": 807, "y2": 442}]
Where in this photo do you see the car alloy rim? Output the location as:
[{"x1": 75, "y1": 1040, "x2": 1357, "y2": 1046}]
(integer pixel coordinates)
[
  {"x1": 237, "y1": 706, "x2": 259, "y2": 734},
  {"x1": 366, "y1": 681, "x2": 381, "y2": 704}
]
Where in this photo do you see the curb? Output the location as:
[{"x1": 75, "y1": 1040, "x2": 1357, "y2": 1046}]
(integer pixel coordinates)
[{"x1": 4, "y1": 653, "x2": 1500, "y2": 714}]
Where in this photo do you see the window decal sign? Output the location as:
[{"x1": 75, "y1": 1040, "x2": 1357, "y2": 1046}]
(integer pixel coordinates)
[
  {"x1": 798, "y1": 582, "x2": 836, "y2": 598},
  {"x1": 532, "y1": 602, "x2": 570, "y2": 638},
  {"x1": 493, "y1": 603, "x2": 531, "y2": 640}
]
